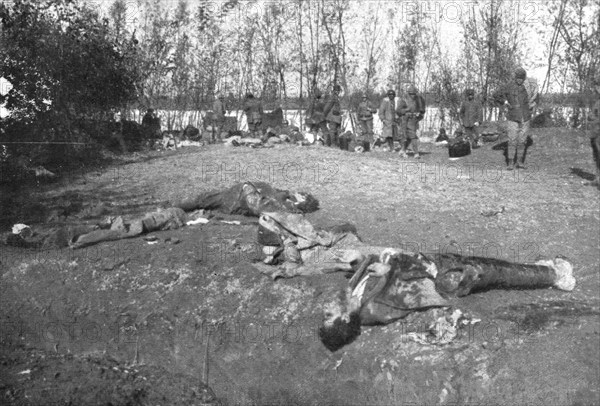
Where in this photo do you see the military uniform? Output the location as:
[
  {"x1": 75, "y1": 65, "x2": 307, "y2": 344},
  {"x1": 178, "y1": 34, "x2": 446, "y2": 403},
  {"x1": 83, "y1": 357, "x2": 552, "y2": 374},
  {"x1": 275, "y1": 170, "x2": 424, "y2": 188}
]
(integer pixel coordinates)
[
  {"x1": 324, "y1": 89, "x2": 342, "y2": 147},
  {"x1": 243, "y1": 95, "x2": 264, "y2": 135},
  {"x1": 493, "y1": 68, "x2": 538, "y2": 169},
  {"x1": 308, "y1": 91, "x2": 328, "y2": 143},
  {"x1": 212, "y1": 97, "x2": 226, "y2": 142},
  {"x1": 378, "y1": 91, "x2": 397, "y2": 150},
  {"x1": 588, "y1": 97, "x2": 600, "y2": 183},
  {"x1": 459, "y1": 90, "x2": 483, "y2": 146},
  {"x1": 357, "y1": 98, "x2": 376, "y2": 142},
  {"x1": 396, "y1": 86, "x2": 426, "y2": 158}
]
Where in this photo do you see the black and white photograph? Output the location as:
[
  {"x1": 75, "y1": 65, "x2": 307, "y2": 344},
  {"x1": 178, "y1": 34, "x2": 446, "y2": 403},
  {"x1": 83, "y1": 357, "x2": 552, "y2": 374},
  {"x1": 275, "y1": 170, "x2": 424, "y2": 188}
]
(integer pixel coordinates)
[{"x1": 1, "y1": 0, "x2": 599, "y2": 404}]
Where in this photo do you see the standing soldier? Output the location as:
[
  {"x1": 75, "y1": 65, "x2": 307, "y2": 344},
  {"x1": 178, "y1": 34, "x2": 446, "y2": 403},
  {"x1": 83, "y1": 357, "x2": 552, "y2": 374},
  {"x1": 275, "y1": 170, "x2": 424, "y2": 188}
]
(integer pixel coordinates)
[
  {"x1": 324, "y1": 84, "x2": 343, "y2": 147},
  {"x1": 357, "y1": 94, "x2": 377, "y2": 147},
  {"x1": 212, "y1": 92, "x2": 226, "y2": 143},
  {"x1": 378, "y1": 89, "x2": 398, "y2": 151},
  {"x1": 459, "y1": 88, "x2": 483, "y2": 148},
  {"x1": 396, "y1": 84, "x2": 426, "y2": 159},
  {"x1": 587, "y1": 77, "x2": 600, "y2": 186},
  {"x1": 141, "y1": 108, "x2": 161, "y2": 149},
  {"x1": 307, "y1": 89, "x2": 328, "y2": 143},
  {"x1": 493, "y1": 67, "x2": 538, "y2": 170},
  {"x1": 243, "y1": 93, "x2": 263, "y2": 137}
]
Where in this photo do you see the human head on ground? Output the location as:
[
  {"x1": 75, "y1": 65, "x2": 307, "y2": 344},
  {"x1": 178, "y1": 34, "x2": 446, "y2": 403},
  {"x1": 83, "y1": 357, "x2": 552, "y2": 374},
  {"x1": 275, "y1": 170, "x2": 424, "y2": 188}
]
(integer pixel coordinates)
[
  {"x1": 515, "y1": 67, "x2": 527, "y2": 86},
  {"x1": 319, "y1": 291, "x2": 362, "y2": 352}
]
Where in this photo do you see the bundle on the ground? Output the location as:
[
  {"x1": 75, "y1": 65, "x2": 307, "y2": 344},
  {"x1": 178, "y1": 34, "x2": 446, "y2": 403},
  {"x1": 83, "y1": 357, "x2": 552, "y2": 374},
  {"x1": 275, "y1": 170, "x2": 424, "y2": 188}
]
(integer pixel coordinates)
[{"x1": 173, "y1": 182, "x2": 319, "y2": 216}]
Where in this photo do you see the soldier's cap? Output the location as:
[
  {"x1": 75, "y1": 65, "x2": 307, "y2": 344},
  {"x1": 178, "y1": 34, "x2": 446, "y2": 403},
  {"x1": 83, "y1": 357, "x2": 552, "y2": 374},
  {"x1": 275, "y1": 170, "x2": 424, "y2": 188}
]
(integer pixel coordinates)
[
  {"x1": 465, "y1": 88, "x2": 475, "y2": 96},
  {"x1": 407, "y1": 85, "x2": 417, "y2": 94},
  {"x1": 515, "y1": 67, "x2": 527, "y2": 79},
  {"x1": 387, "y1": 89, "x2": 396, "y2": 96}
]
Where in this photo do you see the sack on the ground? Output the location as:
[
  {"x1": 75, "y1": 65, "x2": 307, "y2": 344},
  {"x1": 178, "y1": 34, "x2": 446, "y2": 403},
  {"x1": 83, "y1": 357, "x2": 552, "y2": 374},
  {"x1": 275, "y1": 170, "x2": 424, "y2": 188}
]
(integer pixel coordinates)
[{"x1": 448, "y1": 139, "x2": 471, "y2": 158}]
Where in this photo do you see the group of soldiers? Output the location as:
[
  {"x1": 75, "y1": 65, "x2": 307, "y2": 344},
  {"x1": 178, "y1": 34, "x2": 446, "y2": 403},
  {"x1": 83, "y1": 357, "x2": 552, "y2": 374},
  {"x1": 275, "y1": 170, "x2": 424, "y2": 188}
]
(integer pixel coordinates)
[
  {"x1": 308, "y1": 84, "x2": 426, "y2": 157},
  {"x1": 147, "y1": 66, "x2": 600, "y2": 178},
  {"x1": 206, "y1": 85, "x2": 428, "y2": 158}
]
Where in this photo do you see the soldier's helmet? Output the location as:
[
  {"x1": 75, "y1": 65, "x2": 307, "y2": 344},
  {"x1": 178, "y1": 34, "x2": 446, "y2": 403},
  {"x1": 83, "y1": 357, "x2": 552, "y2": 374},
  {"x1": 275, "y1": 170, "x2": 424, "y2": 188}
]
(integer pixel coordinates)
[
  {"x1": 407, "y1": 85, "x2": 418, "y2": 94},
  {"x1": 314, "y1": 89, "x2": 322, "y2": 98},
  {"x1": 387, "y1": 89, "x2": 396, "y2": 97},
  {"x1": 245, "y1": 92, "x2": 254, "y2": 99},
  {"x1": 515, "y1": 67, "x2": 527, "y2": 79},
  {"x1": 465, "y1": 88, "x2": 475, "y2": 96},
  {"x1": 333, "y1": 84, "x2": 342, "y2": 93}
]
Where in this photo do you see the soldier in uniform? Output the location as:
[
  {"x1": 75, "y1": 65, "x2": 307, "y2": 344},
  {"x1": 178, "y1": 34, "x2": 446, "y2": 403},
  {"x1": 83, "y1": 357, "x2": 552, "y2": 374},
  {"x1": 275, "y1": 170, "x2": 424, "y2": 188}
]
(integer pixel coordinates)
[
  {"x1": 459, "y1": 88, "x2": 483, "y2": 148},
  {"x1": 493, "y1": 67, "x2": 537, "y2": 170},
  {"x1": 307, "y1": 89, "x2": 328, "y2": 143},
  {"x1": 243, "y1": 93, "x2": 264, "y2": 137},
  {"x1": 396, "y1": 85, "x2": 426, "y2": 159},
  {"x1": 212, "y1": 92, "x2": 226, "y2": 143},
  {"x1": 587, "y1": 77, "x2": 600, "y2": 186},
  {"x1": 141, "y1": 108, "x2": 161, "y2": 148},
  {"x1": 324, "y1": 84, "x2": 343, "y2": 147},
  {"x1": 378, "y1": 89, "x2": 398, "y2": 151},
  {"x1": 357, "y1": 94, "x2": 377, "y2": 145}
]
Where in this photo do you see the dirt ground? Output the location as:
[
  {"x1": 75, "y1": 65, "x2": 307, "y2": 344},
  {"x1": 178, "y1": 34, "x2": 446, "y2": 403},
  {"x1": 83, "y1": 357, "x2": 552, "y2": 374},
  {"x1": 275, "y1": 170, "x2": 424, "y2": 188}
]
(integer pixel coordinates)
[{"x1": 1, "y1": 127, "x2": 599, "y2": 405}]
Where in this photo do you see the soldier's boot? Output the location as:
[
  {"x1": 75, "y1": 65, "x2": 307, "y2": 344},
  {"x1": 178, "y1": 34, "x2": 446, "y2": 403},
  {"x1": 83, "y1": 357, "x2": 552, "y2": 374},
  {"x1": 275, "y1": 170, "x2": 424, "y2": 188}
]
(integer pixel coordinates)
[
  {"x1": 505, "y1": 144, "x2": 515, "y2": 170},
  {"x1": 333, "y1": 127, "x2": 340, "y2": 147},
  {"x1": 387, "y1": 137, "x2": 394, "y2": 152},
  {"x1": 399, "y1": 139, "x2": 409, "y2": 157},
  {"x1": 412, "y1": 139, "x2": 421, "y2": 159},
  {"x1": 516, "y1": 145, "x2": 527, "y2": 169}
]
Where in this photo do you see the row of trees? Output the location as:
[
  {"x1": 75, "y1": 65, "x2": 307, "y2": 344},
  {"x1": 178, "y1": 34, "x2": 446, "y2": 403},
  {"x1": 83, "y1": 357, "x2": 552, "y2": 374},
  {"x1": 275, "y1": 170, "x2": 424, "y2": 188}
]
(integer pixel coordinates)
[
  {"x1": 1, "y1": 0, "x2": 598, "y2": 166},
  {"x1": 102, "y1": 0, "x2": 598, "y2": 128}
]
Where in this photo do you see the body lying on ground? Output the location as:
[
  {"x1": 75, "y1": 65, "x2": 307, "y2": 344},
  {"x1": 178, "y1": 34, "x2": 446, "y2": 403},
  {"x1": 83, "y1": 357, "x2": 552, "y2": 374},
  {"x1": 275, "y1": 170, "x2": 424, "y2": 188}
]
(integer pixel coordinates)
[
  {"x1": 62, "y1": 183, "x2": 318, "y2": 249},
  {"x1": 318, "y1": 249, "x2": 575, "y2": 351},
  {"x1": 251, "y1": 211, "x2": 576, "y2": 351},
  {"x1": 172, "y1": 182, "x2": 319, "y2": 217}
]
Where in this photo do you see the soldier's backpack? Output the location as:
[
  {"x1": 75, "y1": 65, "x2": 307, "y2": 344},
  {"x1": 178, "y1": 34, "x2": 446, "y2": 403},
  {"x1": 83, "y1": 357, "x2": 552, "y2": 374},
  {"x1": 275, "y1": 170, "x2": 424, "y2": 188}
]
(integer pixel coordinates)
[{"x1": 448, "y1": 138, "x2": 471, "y2": 158}]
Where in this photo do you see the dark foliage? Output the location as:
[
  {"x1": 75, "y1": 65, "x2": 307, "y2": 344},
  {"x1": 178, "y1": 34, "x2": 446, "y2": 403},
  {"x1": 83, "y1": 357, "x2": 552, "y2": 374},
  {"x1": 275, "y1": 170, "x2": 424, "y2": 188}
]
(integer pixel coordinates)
[{"x1": 0, "y1": 0, "x2": 142, "y2": 171}]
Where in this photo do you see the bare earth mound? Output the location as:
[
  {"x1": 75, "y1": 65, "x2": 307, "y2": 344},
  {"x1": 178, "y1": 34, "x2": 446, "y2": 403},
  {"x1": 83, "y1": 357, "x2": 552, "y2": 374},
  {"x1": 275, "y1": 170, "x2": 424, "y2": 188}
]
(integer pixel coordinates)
[{"x1": 1, "y1": 127, "x2": 599, "y2": 405}]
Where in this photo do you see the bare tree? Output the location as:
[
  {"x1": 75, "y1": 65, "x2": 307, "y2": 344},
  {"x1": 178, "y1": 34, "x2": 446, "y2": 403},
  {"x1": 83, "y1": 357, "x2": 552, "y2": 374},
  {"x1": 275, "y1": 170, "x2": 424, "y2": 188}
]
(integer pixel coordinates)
[
  {"x1": 461, "y1": 0, "x2": 524, "y2": 119},
  {"x1": 359, "y1": 3, "x2": 388, "y2": 94}
]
